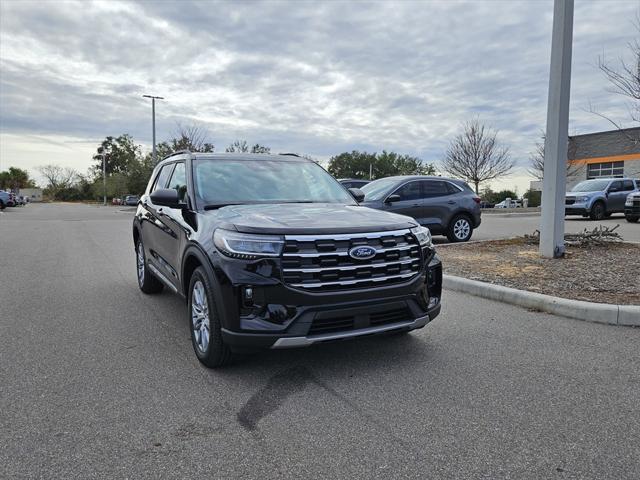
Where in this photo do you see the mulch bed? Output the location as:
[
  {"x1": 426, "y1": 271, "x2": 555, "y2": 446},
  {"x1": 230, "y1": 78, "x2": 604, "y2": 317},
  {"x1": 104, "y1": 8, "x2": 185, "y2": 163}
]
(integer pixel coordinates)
[{"x1": 437, "y1": 238, "x2": 640, "y2": 305}]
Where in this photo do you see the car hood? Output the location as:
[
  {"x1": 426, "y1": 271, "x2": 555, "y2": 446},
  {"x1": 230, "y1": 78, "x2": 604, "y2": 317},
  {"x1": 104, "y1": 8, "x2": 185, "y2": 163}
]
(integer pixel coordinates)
[{"x1": 210, "y1": 203, "x2": 418, "y2": 235}]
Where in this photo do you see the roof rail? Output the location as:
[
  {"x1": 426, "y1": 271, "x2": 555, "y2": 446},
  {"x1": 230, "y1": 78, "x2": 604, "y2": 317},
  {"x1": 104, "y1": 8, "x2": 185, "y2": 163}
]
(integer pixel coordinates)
[
  {"x1": 278, "y1": 152, "x2": 300, "y2": 157},
  {"x1": 163, "y1": 150, "x2": 192, "y2": 160}
]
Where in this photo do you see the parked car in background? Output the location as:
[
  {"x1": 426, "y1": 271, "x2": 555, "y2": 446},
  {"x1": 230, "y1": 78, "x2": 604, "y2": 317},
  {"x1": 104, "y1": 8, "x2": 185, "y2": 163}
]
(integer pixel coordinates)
[
  {"x1": 625, "y1": 191, "x2": 640, "y2": 223},
  {"x1": 494, "y1": 199, "x2": 521, "y2": 209},
  {"x1": 360, "y1": 176, "x2": 481, "y2": 242},
  {"x1": 123, "y1": 195, "x2": 139, "y2": 206},
  {"x1": 338, "y1": 178, "x2": 370, "y2": 189},
  {"x1": 479, "y1": 200, "x2": 494, "y2": 209},
  {"x1": 565, "y1": 178, "x2": 640, "y2": 220},
  {"x1": 6, "y1": 192, "x2": 17, "y2": 207},
  {"x1": 0, "y1": 190, "x2": 9, "y2": 209}
]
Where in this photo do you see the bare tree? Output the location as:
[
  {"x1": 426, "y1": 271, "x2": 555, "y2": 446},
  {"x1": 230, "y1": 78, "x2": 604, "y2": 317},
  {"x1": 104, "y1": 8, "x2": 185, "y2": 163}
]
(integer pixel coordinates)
[
  {"x1": 589, "y1": 13, "x2": 639, "y2": 142},
  {"x1": 441, "y1": 120, "x2": 514, "y2": 193},
  {"x1": 37, "y1": 164, "x2": 78, "y2": 191},
  {"x1": 226, "y1": 140, "x2": 270, "y2": 154},
  {"x1": 528, "y1": 132, "x2": 582, "y2": 180}
]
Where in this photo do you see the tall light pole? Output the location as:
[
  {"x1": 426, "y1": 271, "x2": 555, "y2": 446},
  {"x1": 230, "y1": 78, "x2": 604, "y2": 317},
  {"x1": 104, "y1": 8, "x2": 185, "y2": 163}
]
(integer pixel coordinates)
[
  {"x1": 98, "y1": 147, "x2": 106, "y2": 206},
  {"x1": 143, "y1": 94, "x2": 164, "y2": 164},
  {"x1": 540, "y1": 0, "x2": 573, "y2": 258}
]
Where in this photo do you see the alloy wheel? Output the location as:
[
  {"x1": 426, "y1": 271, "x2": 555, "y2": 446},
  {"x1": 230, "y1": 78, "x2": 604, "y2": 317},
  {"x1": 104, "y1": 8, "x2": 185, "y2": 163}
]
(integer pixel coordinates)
[
  {"x1": 137, "y1": 242, "x2": 145, "y2": 286},
  {"x1": 191, "y1": 280, "x2": 210, "y2": 354},
  {"x1": 453, "y1": 218, "x2": 471, "y2": 240}
]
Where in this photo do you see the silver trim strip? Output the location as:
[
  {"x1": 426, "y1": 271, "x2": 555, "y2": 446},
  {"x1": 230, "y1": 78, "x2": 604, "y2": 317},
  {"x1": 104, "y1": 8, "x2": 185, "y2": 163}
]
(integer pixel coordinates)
[
  {"x1": 283, "y1": 244, "x2": 417, "y2": 257},
  {"x1": 285, "y1": 229, "x2": 412, "y2": 241},
  {"x1": 283, "y1": 258, "x2": 419, "y2": 273},
  {"x1": 147, "y1": 263, "x2": 178, "y2": 293},
  {"x1": 288, "y1": 272, "x2": 417, "y2": 288},
  {"x1": 271, "y1": 315, "x2": 430, "y2": 348}
]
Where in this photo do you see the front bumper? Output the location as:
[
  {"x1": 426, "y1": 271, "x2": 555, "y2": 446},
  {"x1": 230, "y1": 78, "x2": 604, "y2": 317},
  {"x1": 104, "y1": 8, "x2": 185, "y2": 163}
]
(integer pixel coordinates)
[
  {"x1": 218, "y1": 255, "x2": 443, "y2": 352},
  {"x1": 565, "y1": 202, "x2": 589, "y2": 215},
  {"x1": 625, "y1": 205, "x2": 640, "y2": 216}
]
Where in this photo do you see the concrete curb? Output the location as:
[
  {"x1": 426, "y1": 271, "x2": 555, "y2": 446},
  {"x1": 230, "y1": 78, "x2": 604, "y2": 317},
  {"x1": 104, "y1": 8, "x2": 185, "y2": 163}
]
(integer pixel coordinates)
[{"x1": 443, "y1": 274, "x2": 640, "y2": 326}]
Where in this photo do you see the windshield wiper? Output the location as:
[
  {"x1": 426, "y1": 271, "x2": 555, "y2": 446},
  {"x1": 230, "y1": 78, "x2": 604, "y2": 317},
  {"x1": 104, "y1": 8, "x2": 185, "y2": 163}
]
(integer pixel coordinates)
[{"x1": 203, "y1": 203, "x2": 244, "y2": 210}]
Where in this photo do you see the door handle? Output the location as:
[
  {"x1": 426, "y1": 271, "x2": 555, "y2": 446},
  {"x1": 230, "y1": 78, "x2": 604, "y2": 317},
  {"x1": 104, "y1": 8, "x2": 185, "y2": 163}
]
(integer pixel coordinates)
[
  {"x1": 411, "y1": 203, "x2": 420, "y2": 206},
  {"x1": 447, "y1": 200, "x2": 456, "y2": 204}
]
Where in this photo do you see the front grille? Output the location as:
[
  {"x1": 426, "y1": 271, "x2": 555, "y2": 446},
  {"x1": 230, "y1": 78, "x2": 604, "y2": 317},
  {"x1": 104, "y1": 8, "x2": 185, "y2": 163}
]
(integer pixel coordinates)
[
  {"x1": 308, "y1": 305, "x2": 412, "y2": 336},
  {"x1": 565, "y1": 197, "x2": 576, "y2": 205},
  {"x1": 282, "y1": 229, "x2": 421, "y2": 291}
]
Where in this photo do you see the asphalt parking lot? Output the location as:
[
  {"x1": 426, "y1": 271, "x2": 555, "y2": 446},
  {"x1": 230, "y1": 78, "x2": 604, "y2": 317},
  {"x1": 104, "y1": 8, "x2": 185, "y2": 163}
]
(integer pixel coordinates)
[{"x1": 1, "y1": 203, "x2": 639, "y2": 479}]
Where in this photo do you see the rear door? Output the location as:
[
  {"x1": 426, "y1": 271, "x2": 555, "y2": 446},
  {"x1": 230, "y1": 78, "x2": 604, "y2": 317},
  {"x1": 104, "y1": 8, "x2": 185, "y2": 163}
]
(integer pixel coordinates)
[
  {"x1": 142, "y1": 162, "x2": 175, "y2": 276},
  {"x1": 421, "y1": 180, "x2": 458, "y2": 233},
  {"x1": 383, "y1": 181, "x2": 425, "y2": 222}
]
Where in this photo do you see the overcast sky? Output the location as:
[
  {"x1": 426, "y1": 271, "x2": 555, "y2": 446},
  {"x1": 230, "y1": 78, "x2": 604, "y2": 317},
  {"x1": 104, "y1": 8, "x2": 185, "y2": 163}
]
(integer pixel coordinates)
[{"x1": 0, "y1": 0, "x2": 638, "y2": 192}]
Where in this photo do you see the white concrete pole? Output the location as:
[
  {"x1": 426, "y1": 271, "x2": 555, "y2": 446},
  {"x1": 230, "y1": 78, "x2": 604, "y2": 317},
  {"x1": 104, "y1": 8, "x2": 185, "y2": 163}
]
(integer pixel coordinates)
[{"x1": 540, "y1": 0, "x2": 573, "y2": 258}]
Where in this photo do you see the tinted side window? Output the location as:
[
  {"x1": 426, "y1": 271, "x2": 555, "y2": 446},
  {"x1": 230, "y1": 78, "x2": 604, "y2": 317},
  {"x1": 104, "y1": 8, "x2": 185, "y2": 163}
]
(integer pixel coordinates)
[
  {"x1": 622, "y1": 180, "x2": 634, "y2": 191},
  {"x1": 423, "y1": 180, "x2": 450, "y2": 197},
  {"x1": 609, "y1": 180, "x2": 623, "y2": 191},
  {"x1": 394, "y1": 182, "x2": 421, "y2": 201},
  {"x1": 445, "y1": 182, "x2": 462, "y2": 194},
  {"x1": 168, "y1": 162, "x2": 188, "y2": 203},
  {"x1": 152, "y1": 164, "x2": 175, "y2": 193}
]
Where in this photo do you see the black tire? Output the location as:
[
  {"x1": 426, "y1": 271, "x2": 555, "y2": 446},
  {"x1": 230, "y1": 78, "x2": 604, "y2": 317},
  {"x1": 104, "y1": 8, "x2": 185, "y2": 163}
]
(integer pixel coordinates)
[
  {"x1": 0, "y1": 200, "x2": 4, "y2": 210},
  {"x1": 626, "y1": 215, "x2": 639, "y2": 223},
  {"x1": 188, "y1": 266, "x2": 233, "y2": 368},
  {"x1": 589, "y1": 201, "x2": 606, "y2": 221},
  {"x1": 446, "y1": 214, "x2": 474, "y2": 242},
  {"x1": 604, "y1": 212, "x2": 612, "y2": 218},
  {"x1": 136, "y1": 239, "x2": 163, "y2": 294}
]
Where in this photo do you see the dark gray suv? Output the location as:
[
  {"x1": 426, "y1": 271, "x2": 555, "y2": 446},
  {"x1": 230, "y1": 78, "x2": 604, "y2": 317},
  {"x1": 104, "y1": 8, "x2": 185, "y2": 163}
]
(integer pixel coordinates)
[{"x1": 361, "y1": 176, "x2": 481, "y2": 242}]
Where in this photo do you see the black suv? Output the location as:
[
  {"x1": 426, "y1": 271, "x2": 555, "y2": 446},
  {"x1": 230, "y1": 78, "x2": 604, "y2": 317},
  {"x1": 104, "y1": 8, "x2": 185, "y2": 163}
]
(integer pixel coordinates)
[{"x1": 133, "y1": 152, "x2": 442, "y2": 367}]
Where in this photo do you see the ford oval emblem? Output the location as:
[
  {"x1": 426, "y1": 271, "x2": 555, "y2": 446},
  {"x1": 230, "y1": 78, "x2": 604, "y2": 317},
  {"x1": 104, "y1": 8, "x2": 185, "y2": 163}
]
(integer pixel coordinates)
[{"x1": 349, "y1": 245, "x2": 377, "y2": 260}]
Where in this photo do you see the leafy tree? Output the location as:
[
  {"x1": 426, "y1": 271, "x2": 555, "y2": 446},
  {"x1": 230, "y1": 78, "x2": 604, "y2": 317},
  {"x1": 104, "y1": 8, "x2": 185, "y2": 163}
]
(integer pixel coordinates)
[
  {"x1": 0, "y1": 167, "x2": 36, "y2": 190},
  {"x1": 92, "y1": 134, "x2": 140, "y2": 177},
  {"x1": 225, "y1": 140, "x2": 270, "y2": 153},
  {"x1": 126, "y1": 154, "x2": 155, "y2": 195},
  {"x1": 441, "y1": 119, "x2": 514, "y2": 193},
  {"x1": 327, "y1": 150, "x2": 435, "y2": 179},
  {"x1": 523, "y1": 189, "x2": 542, "y2": 207}
]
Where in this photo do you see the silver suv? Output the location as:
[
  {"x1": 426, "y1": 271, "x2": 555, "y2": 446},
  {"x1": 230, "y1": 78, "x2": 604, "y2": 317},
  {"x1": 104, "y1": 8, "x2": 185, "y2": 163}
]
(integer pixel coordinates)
[
  {"x1": 360, "y1": 176, "x2": 482, "y2": 242},
  {"x1": 565, "y1": 178, "x2": 640, "y2": 220}
]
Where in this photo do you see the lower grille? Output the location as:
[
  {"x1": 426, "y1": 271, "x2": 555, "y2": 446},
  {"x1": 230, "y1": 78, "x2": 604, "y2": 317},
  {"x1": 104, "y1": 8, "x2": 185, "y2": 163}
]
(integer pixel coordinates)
[
  {"x1": 308, "y1": 306, "x2": 412, "y2": 336},
  {"x1": 565, "y1": 197, "x2": 576, "y2": 205},
  {"x1": 282, "y1": 229, "x2": 422, "y2": 291}
]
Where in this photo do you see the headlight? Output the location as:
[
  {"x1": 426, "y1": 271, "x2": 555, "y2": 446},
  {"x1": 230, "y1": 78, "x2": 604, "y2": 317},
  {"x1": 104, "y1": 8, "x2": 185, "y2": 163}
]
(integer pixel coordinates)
[
  {"x1": 213, "y1": 229, "x2": 284, "y2": 259},
  {"x1": 576, "y1": 196, "x2": 589, "y2": 203},
  {"x1": 627, "y1": 196, "x2": 634, "y2": 206},
  {"x1": 411, "y1": 225, "x2": 433, "y2": 248}
]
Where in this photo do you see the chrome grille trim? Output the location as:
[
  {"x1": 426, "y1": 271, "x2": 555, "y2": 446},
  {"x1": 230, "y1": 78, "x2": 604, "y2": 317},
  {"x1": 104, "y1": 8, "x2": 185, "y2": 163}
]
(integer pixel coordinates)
[
  {"x1": 282, "y1": 228, "x2": 421, "y2": 291},
  {"x1": 288, "y1": 272, "x2": 417, "y2": 289},
  {"x1": 283, "y1": 258, "x2": 418, "y2": 273},
  {"x1": 283, "y1": 244, "x2": 415, "y2": 257}
]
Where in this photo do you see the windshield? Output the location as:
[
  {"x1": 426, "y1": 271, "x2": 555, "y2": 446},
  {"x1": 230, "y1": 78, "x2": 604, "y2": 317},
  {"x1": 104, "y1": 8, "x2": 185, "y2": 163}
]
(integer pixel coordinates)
[
  {"x1": 571, "y1": 179, "x2": 611, "y2": 192},
  {"x1": 361, "y1": 178, "x2": 400, "y2": 201},
  {"x1": 194, "y1": 159, "x2": 355, "y2": 207}
]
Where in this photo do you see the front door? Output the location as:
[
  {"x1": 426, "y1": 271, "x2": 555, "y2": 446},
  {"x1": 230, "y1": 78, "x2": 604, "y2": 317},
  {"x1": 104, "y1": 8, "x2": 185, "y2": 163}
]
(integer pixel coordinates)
[
  {"x1": 607, "y1": 180, "x2": 628, "y2": 212},
  {"x1": 383, "y1": 181, "x2": 425, "y2": 223}
]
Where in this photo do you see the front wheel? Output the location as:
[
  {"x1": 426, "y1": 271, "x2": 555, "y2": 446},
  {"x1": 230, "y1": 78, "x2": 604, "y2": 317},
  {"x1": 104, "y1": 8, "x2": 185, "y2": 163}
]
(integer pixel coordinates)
[
  {"x1": 626, "y1": 215, "x2": 639, "y2": 223},
  {"x1": 446, "y1": 215, "x2": 473, "y2": 242},
  {"x1": 188, "y1": 267, "x2": 233, "y2": 368}
]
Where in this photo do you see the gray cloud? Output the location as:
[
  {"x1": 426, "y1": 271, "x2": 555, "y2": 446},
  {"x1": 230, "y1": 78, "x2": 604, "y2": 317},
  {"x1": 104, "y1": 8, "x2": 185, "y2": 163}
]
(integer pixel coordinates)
[{"x1": 0, "y1": 0, "x2": 637, "y2": 180}]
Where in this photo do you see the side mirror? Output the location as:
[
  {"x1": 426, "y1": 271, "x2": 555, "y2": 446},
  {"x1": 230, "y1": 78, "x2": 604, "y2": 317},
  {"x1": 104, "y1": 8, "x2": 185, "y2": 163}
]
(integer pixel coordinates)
[
  {"x1": 150, "y1": 188, "x2": 182, "y2": 209},
  {"x1": 348, "y1": 187, "x2": 365, "y2": 203},
  {"x1": 608, "y1": 186, "x2": 620, "y2": 193},
  {"x1": 385, "y1": 194, "x2": 401, "y2": 204}
]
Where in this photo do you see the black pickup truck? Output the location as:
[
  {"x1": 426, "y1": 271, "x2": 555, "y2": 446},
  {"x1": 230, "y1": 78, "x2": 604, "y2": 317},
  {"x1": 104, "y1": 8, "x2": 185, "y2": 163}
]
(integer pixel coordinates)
[{"x1": 132, "y1": 152, "x2": 442, "y2": 367}]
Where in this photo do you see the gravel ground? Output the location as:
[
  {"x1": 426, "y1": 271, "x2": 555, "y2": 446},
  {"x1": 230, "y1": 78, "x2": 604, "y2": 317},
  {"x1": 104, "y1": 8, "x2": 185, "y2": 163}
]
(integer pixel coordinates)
[{"x1": 438, "y1": 238, "x2": 640, "y2": 305}]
